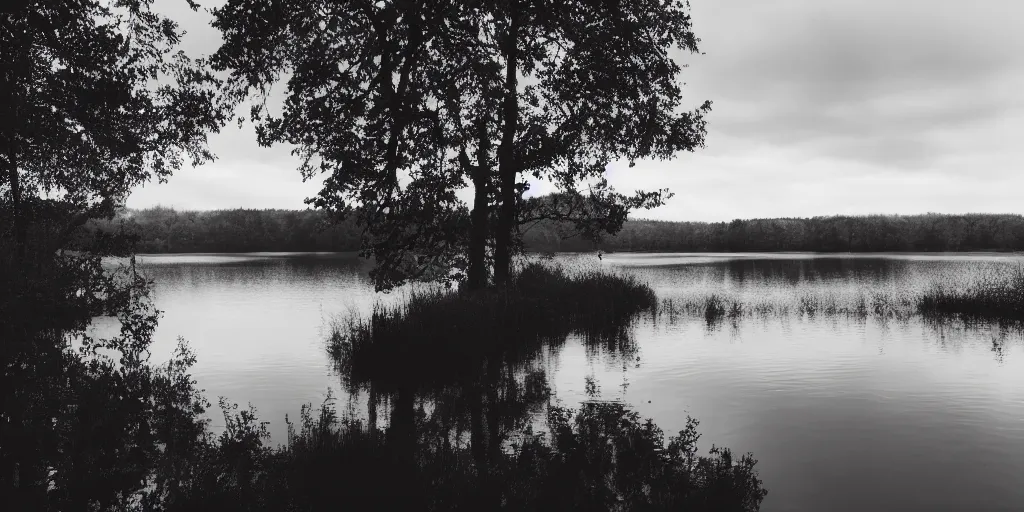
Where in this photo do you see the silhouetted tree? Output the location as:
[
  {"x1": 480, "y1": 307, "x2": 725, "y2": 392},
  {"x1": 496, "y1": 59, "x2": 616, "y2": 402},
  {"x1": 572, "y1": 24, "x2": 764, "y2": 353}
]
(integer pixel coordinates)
[
  {"x1": 212, "y1": 0, "x2": 476, "y2": 290},
  {"x1": 480, "y1": 0, "x2": 711, "y2": 285},
  {"x1": 1, "y1": 0, "x2": 225, "y2": 507},
  {"x1": 211, "y1": 0, "x2": 710, "y2": 290}
]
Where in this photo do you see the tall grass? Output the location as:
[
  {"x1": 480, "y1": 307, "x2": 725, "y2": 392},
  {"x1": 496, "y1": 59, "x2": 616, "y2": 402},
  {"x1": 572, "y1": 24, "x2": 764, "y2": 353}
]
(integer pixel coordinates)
[
  {"x1": 329, "y1": 261, "x2": 658, "y2": 394},
  {"x1": 919, "y1": 267, "x2": 1024, "y2": 325},
  {"x1": 655, "y1": 268, "x2": 1024, "y2": 331},
  {"x1": 656, "y1": 290, "x2": 920, "y2": 327}
]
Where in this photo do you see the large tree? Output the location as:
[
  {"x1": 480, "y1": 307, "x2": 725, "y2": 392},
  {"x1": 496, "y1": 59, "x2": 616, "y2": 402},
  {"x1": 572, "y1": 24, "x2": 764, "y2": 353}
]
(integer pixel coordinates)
[
  {"x1": 212, "y1": 0, "x2": 710, "y2": 290},
  {"x1": 1, "y1": 0, "x2": 226, "y2": 507}
]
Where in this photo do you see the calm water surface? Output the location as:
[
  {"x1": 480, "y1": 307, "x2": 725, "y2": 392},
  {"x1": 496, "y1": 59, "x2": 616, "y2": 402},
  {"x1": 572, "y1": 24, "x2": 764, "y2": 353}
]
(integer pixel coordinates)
[{"x1": 137, "y1": 252, "x2": 1024, "y2": 512}]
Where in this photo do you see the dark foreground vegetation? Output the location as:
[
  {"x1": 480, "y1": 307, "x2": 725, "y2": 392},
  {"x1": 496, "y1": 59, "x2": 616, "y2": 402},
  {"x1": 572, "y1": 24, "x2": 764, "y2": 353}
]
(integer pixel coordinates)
[
  {"x1": 92, "y1": 208, "x2": 1024, "y2": 254},
  {"x1": 169, "y1": 394, "x2": 768, "y2": 511}
]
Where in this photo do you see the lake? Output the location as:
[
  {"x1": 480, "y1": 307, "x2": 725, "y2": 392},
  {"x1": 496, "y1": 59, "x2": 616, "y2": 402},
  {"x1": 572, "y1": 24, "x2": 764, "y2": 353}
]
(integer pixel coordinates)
[{"x1": 135, "y1": 252, "x2": 1024, "y2": 512}]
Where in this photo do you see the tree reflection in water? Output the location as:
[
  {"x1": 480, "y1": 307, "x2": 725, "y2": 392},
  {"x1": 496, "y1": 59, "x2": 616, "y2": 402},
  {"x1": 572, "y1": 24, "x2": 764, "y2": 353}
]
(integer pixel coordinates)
[{"x1": 315, "y1": 264, "x2": 768, "y2": 510}]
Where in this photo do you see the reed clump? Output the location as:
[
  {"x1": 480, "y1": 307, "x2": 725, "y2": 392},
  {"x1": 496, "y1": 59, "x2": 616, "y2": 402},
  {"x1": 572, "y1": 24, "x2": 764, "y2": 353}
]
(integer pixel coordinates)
[
  {"x1": 656, "y1": 269, "x2": 1024, "y2": 333},
  {"x1": 658, "y1": 291, "x2": 918, "y2": 323},
  {"x1": 918, "y1": 267, "x2": 1024, "y2": 325},
  {"x1": 329, "y1": 262, "x2": 658, "y2": 393}
]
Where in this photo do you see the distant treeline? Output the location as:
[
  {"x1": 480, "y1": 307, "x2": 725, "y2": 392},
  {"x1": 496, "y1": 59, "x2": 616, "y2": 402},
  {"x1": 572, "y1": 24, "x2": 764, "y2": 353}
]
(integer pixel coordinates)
[
  {"x1": 527, "y1": 213, "x2": 1024, "y2": 253},
  {"x1": 90, "y1": 207, "x2": 364, "y2": 253},
  {"x1": 93, "y1": 207, "x2": 1024, "y2": 254}
]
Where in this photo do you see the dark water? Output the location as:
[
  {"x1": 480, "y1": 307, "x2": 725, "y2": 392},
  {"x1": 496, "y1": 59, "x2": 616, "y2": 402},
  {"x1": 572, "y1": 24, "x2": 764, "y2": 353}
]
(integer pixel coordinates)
[{"x1": 132, "y1": 252, "x2": 1024, "y2": 512}]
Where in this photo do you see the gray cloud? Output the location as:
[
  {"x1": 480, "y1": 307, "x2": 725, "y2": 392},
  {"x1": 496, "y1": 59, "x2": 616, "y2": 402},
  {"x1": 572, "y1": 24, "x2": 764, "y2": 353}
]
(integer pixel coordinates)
[
  {"x1": 679, "y1": 0, "x2": 1024, "y2": 170},
  {"x1": 134, "y1": 0, "x2": 1024, "y2": 219},
  {"x1": 697, "y1": 0, "x2": 1024, "y2": 100}
]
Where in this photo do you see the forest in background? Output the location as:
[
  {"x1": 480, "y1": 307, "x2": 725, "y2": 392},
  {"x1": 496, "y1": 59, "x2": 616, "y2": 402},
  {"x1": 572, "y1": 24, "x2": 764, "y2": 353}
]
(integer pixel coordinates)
[{"x1": 91, "y1": 207, "x2": 1024, "y2": 254}]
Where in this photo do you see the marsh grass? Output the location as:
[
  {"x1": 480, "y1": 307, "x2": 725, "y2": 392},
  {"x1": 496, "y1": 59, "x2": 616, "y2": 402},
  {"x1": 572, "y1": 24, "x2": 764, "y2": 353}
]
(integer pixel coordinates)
[
  {"x1": 657, "y1": 289, "x2": 920, "y2": 327},
  {"x1": 656, "y1": 268, "x2": 1024, "y2": 332},
  {"x1": 919, "y1": 267, "x2": 1024, "y2": 326},
  {"x1": 329, "y1": 261, "x2": 658, "y2": 393}
]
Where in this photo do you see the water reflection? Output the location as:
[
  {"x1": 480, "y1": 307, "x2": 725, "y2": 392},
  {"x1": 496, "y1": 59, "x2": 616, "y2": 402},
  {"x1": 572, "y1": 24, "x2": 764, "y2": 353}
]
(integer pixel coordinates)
[
  {"x1": 325, "y1": 266, "x2": 767, "y2": 509},
  {"x1": 135, "y1": 253, "x2": 1024, "y2": 512}
]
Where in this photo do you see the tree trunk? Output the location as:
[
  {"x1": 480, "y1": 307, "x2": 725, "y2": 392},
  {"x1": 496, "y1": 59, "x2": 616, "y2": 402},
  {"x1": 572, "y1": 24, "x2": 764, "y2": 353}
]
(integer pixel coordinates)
[
  {"x1": 466, "y1": 122, "x2": 491, "y2": 290},
  {"x1": 467, "y1": 181, "x2": 488, "y2": 290},
  {"x1": 494, "y1": 2, "x2": 520, "y2": 286}
]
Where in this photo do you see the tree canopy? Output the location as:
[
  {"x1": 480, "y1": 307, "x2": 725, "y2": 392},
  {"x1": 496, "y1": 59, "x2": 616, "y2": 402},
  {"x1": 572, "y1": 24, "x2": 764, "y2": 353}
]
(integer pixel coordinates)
[
  {"x1": 1, "y1": 0, "x2": 226, "y2": 258},
  {"x1": 211, "y1": 0, "x2": 710, "y2": 290},
  {"x1": 1, "y1": 0, "x2": 226, "y2": 507}
]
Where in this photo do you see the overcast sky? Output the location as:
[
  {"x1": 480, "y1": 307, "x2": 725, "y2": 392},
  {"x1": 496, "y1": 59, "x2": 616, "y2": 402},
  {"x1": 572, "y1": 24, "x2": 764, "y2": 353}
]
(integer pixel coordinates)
[{"x1": 128, "y1": 0, "x2": 1024, "y2": 222}]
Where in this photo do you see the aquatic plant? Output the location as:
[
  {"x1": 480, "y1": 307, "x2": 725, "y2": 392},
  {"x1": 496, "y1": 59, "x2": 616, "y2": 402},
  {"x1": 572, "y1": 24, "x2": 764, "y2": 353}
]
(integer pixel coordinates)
[
  {"x1": 919, "y1": 267, "x2": 1024, "y2": 325},
  {"x1": 329, "y1": 262, "x2": 658, "y2": 394}
]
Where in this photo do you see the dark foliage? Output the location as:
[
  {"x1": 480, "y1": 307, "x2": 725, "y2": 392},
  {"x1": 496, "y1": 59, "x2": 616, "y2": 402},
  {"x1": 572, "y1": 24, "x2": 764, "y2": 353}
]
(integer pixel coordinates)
[
  {"x1": 0, "y1": 202, "x2": 219, "y2": 509},
  {"x1": 210, "y1": 0, "x2": 710, "y2": 290},
  {"x1": 161, "y1": 397, "x2": 767, "y2": 512},
  {"x1": 1, "y1": 0, "x2": 226, "y2": 508}
]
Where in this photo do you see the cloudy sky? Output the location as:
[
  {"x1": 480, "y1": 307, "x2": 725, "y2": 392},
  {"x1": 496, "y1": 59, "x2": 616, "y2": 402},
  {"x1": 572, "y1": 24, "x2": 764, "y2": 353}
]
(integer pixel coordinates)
[{"x1": 129, "y1": 0, "x2": 1024, "y2": 222}]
